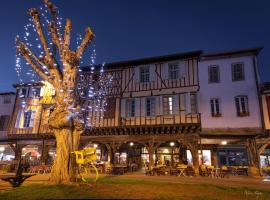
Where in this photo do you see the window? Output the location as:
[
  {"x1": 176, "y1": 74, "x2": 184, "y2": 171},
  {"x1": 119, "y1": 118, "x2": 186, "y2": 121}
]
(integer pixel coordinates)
[
  {"x1": 190, "y1": 93, "x2": 198, "y2": 114},
  {"x1": 140, "y1": 66, "x2": 150, "y2": 83},
  {"x1": 208, "y1": 65, "x2": 220, "y2": 83},
  {"x1": 163, "y1": 96, "x2": 173, "y2": 115},
  {"x1": 0, "y1": 115, "x2": 10, "y2": 131},
  {"x1": 235, "y1": 96, "x2": 249, "y2": 116},
  {"x1": 126, "y1": 99, "x2": 135, "y2": 117},
  {"x1": 168, "y1": 63, "x2": 179, "y2": 80},
  {"x1": 232, "y1": 63, "x2": 245, "y2": 81},
  {"x1": 210, "y1": 98, "x2": 221, "y2": 117},
  {"x1": 146, "y1": 98, "x2": 155, "y2": 116},
  {"x1": 3, "y1": 96, "x2": 11, "y2": 104},
  {"x1": 30, "y1": 87, "x2": 41, "y2": 98},
  {"x1": 19, "y1": 88, "x2": 27, "y2": 98},
  {"x1": 104, "y1": 98, "x2": 116, "y2": 118},
  {"x1": 15, "y1": 110, "x2": 36, "y2": 128}
]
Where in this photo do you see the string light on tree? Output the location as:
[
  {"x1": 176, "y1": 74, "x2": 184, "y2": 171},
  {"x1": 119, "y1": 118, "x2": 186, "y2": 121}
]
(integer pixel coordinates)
[{"x1": 15, "y1": 0, "x2": 112, "y2": 184}]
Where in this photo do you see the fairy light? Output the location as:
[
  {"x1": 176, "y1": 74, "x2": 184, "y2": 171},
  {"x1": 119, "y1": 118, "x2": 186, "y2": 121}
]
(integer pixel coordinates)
[{"x1": 15, "y1": 0, "x2": 112, "y2": 127}]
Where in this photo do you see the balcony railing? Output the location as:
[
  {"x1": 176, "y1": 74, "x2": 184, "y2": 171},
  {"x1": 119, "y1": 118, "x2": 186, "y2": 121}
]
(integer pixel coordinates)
[
  {"x1": 120, "y1": 113, "x2": 200, "y2": 127},
  {"x1": 89, "y1": 113, "x2": 201, "y2": 128},
  {"x1": 8, "y1": 124, "x2": 52, "y2": 135}
]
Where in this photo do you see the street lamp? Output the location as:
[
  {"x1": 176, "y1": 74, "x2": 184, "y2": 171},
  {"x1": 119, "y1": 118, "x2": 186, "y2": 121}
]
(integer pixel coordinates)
[{"x1": 129, "y1": 142, "x2": 134, "y2": 147}]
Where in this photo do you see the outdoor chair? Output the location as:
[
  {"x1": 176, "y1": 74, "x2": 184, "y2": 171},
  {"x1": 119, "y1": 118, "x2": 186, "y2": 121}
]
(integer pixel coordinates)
[
  {"x1": 199, "y1": 165, "x2": 208, "y2": 176},
  {"x1": 262, "y1": 166, "x2": 270, "y2": 176},
  {"x1": 219, "y1": 166, "x2": 229, "y2": 178}
]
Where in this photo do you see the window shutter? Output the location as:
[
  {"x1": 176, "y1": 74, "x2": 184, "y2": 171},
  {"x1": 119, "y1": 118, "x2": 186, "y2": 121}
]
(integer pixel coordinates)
[
  {"x1": 121, "y1": 99, "x2": 126, "y2": 118},
  {"x1": 0, "y1": 116, "x2": 5, "y2": 131},
  {"x1": 135, "y1": 98, "x2": 140, "y2": 117},
  {"x1": 185, "y1": 93, "x2": 191, "y2": 114},
  {"x1": 149, "y1": 65, "x2": 155, "y2": 82},
  {"x1": 180, "y1": 61, "x2": 187, "y2": 79},
  {"x1": 157, "y1": 96, "x2": 163, "y2": 115},
  {"x1": 15, "y1": 110, "x2": 23, "y2": 128},
  {"x1": 141, "y1": 98, "x2": 146, "y2": 116},
  {"x1": 163, "y1": 63, "x2": 169, "y2": 80},
  {"x1": 3, "y1": 115, "x2": 10, "y2": 131},
  {"x1": 173, "y1": 95, "x2": 179, "y2": 115},
  {"x1": 134, "y1": 67, "x2": 140, "y2": 83},
  {"x1": 29, "y1": 110, "x2": 36, "y2": 127}
]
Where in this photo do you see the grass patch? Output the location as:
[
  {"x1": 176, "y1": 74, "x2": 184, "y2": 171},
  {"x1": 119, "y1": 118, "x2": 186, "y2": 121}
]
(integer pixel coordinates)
[
  {"x1": 1, "y1": 176, "x2": 270, "y2": 200},
  {"x1": 0, "y1": 184, "x2": 110, "y2": 200}
]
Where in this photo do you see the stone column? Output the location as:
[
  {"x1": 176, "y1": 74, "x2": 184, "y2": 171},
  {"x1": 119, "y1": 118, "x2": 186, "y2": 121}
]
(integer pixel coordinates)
[{"x1": 246, "y1": 138, "x2": 260, "y2": 177}]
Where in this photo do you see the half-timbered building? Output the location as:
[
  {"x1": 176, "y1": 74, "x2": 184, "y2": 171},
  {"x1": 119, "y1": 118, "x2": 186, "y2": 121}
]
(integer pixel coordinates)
[{"x1": 1, "y1": 48, "x2": 269, "y2": 176}]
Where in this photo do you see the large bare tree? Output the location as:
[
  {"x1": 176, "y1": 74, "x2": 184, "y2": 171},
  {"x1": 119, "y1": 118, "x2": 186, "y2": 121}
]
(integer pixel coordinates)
[{"x1": 16, "y1": 0, "x2": 108, "y2": 184}]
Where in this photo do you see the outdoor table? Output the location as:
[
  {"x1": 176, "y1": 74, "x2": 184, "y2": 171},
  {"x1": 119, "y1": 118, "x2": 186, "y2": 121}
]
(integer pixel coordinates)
[
  {"x1": 237, "y1": 167, "x2": 248, "y2": 176},
  {"x1": 177, "y1": 166, "x2": 187, "y2": 177},
  {"x1": 112, "y1": 166, "x2": 128, "y2": 175},
  {"x1": 208, "y1": 167, "x2": 220, "y2": 178},
  {"x1": 170, "y1": 168, "x2": 180, "y2": 176}
]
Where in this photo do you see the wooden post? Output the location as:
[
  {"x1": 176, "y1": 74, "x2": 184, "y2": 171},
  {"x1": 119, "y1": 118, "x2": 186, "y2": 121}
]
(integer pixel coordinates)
[
  {"x1": 41, "y1": 139, "x2": 50, "y2": 165},
  {"x1": 246, "y1": 138, "x2": 260, "y2": 177},
  {"x1": 179, "y1": 144, "x2": 187, "y2": 164},
  {"x1": 211, "y1": 146, "x2": 218, "y2": 167},
  {"x1": 9, "y1": 143, "x2": 25, "y2": 161}
]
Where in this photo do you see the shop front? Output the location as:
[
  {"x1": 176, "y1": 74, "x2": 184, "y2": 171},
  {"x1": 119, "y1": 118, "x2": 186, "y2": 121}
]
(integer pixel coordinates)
[{"x1": 217, "y1": 147, "x2": 248, "y2": 166}]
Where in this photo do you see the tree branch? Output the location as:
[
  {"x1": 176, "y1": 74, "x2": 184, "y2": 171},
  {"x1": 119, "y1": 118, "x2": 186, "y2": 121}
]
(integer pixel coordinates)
[
  {"x1": 63, "y1": 19, "x2": 72, "y2": 50},
  {"x1": 76, "y1": 27, "x2": 94, "y2": 58},
  {"x1": 29, "y1": 8, "x2": 52, "y2": 63},
  {"x1": 16, "y1": 40, "x2": 50, "y2": 82},
  {"x1": 48, "y1": 22, "x2": 62, "y2": 54}
]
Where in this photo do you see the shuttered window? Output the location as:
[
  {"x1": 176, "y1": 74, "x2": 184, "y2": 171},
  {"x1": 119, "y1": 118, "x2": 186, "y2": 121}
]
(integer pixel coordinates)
[
  {"x1": 146, "y1": 98, "x2": 155, "y2": 116},
  {"x1": 168, "y1": 63, "x2": 179, "y2": 80},
  {"x1": 163, "y1": 96, "x2": 173, "y2": 115},
  {"x1": 140, "y1": 66, "x2": 150, "y2": 83},
  {"x1": 235, "y1": 96, "x2": 249, "y2": 116},
  {"x1": 0, "y1": 115, "x2": 10, "y2": 131},
  {"x1": 232, "y1": 63, "x2": 245, "y2": 81},
  {"x1": 126, "y1": 99, "x2": 135, "y2": 117},
  {"x1": 104, "y1": 98, "x2": 116, "y2": 118},
  {"x1": 190, "y1": 93, "x2": 198, "y2": 114},
  {"x1": 210, "y1": 98, "x2": 221, "y2": 117},
  {"x1": 208, "y1": 65, "x2": 220, "y2": 83}
]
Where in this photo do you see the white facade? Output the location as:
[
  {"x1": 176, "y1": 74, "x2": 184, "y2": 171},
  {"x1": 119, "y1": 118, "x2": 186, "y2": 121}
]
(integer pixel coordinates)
[
  {"x1": 198, "y1": 53, "x2": 262, "y2": 131},
  {"x1": 0, "y1": 93, "x2": 16, "y2": 138}
]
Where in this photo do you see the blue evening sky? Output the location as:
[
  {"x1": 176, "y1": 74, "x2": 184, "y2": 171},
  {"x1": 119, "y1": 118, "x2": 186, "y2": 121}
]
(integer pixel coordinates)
[{"x1": 0, "y1": 0, "x2": 269, "y2": 92}]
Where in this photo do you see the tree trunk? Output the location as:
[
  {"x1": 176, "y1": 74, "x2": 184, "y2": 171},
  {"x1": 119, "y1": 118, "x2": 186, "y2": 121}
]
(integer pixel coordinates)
[{"x1": 50, "y1": 129, "x2": 72, "y2": 184}]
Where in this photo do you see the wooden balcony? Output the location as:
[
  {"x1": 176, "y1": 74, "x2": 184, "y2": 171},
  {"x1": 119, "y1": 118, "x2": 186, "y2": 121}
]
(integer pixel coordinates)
[
  {"x1": 8, "y1": 125, "x2": 52, "y2": 135},
  {"x1": 86, "y1": 113, "x2": 201, "y2": 136},
  {"x1": 121, "y1": 113, "x2": 200, "y2": 127}
]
